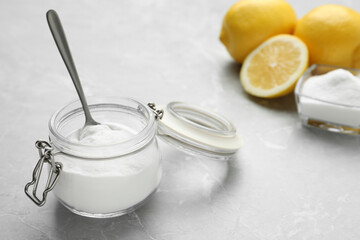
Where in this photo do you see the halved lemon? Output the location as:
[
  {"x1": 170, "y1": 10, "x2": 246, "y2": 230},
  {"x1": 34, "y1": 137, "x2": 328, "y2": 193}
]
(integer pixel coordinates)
[{"x1": 240, "y1": 34, "x2": 309, "y2": 98}]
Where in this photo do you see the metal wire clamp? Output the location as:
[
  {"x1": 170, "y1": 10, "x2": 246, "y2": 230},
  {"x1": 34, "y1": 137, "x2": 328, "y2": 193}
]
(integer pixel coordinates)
[
  {"x1": 148, "y1": 102, "x2": 164, "y2": 120},
  {"x1": 24, "y1": 140, "x2": 62, "y2": 206}
]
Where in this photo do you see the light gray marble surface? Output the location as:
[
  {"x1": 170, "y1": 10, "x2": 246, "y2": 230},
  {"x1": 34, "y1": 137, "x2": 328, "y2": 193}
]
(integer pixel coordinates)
[{"x1": 1, "y1": 0, "x2": 360, "y2": 239}]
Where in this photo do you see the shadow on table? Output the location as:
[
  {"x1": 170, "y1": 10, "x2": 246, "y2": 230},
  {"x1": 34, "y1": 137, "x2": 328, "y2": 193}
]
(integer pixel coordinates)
[
  {"x1": 247, "y1": 93, "x2": 297, "y2": 112},
  {"x1": 222, "y1": 61, "x2": 297, "y2": 112}
]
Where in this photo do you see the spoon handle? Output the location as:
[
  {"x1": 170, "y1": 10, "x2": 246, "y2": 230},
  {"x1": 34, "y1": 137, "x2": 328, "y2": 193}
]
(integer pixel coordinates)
[{"x1": 46, "y1": 10, "x2": 97, "y2": 125}]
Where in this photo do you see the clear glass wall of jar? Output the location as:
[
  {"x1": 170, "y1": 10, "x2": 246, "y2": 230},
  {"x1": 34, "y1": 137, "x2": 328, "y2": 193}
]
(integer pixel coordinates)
[{"x1": 48, "y1": 97, "x2": 162, "y2": 218}]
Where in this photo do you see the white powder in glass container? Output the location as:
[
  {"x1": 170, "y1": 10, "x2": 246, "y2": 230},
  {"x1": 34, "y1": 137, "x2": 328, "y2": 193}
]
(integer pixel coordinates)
[
  {"x1": 300, "y1": 69, "x2": 360, "y2": 126},
  {"x1": 53, "y1": 123, "x2": 161, "y2": 216}
]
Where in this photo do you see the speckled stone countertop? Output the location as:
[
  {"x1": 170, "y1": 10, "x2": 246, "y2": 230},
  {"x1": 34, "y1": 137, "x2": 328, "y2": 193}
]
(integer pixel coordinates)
[{"x1": 1, "y1": 0, "x2": 360, "y2": 239}]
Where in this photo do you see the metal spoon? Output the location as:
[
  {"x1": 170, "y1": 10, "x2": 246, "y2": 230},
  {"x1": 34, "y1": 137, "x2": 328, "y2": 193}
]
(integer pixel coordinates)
[{"x1": 46, "y1": 10, "x2": 99, "y2": 128}]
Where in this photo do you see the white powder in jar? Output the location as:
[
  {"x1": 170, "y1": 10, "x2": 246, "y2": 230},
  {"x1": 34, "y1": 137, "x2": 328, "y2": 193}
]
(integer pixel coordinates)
[
  {"x1": 53, "y1": 123, "x2": 161, "y2": 216},
  {"x1": 71, "y1": 123, "x2": 135, "y2": 145},
  {"x1": 299, "y1": 69, "x2": 360, "y2": 126}
]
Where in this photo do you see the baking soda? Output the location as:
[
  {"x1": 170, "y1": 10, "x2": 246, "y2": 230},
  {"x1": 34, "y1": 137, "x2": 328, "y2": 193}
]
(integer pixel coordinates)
[
  {"x1": 299, "y1": 69, "x2": 360, "y2": 127},
  {"x1": 53, "y1": 123, "x2": 161, "y2": 216}
]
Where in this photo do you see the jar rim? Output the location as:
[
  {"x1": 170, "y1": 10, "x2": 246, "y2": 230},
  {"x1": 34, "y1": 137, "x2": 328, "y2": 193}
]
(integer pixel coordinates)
[
  {"x1": 167, "y1": 102, "x2": 236, "y2": 136},
  {"x1": 157, "y1": 102, "x2": 242, "y2": 161},
  {"x1": 48, "y1": 97, "x2": 156, "y2": 158}
]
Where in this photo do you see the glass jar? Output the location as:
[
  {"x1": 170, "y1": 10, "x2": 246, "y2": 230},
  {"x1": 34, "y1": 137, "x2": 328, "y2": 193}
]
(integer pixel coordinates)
[
  {"x1": 25, "y1": 97, "x2": 242, "y2": 218},
  {"x1": 29, "y1": 97, "x2": 161, "y2": 218}
]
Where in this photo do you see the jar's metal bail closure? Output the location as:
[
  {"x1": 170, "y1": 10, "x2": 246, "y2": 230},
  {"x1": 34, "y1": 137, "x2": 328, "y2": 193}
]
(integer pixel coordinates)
[{"x1": 24, "y1": 140, "x2": 62, "y2": 206}]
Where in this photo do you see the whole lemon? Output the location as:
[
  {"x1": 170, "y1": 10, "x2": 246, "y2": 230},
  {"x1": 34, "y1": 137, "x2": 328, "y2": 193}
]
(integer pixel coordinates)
[
  {"x1": 294, "y1": 5, "x2": 360, "y2": 68},
  {"x1": 220, "y1": 0, "x2": 296, "y2": 63}
]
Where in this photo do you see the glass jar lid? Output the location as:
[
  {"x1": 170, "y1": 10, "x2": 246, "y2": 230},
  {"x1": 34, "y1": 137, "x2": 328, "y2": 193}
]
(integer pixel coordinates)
[{"x1": 157, "y1": 102, "x2": 242, "y2": 161}]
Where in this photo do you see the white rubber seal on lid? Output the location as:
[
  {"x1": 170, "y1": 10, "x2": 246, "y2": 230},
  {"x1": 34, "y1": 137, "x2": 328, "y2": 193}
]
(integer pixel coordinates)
[{"x1": 157, "y1": 102, "x2": 242, "y2": 160}]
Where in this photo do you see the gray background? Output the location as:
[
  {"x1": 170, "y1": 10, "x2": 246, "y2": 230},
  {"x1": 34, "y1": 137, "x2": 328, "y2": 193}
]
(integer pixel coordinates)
[{"x1": 1, "y1": 0, "x2": 360, "y2": 239}]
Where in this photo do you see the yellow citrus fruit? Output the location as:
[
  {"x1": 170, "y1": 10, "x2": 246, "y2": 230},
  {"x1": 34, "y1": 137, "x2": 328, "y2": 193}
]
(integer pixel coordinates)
[
  {"x1": 220, "y1": 0, "x2": 296, "y2": 63},
  {"x1": 294, "y1": 4, "x2": 360, "y2": 68},
  {"x1": 240, "y1": 34, "x2": 308, "y2": 98}
]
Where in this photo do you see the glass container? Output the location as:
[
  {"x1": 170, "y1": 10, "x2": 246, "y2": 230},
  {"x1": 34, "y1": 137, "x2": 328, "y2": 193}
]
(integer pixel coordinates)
[
  {"x1": 295, "y1": 64, "x2": 360, "y2": 135},
  {"x1": 28, "y1": 97, "x2": 161, "y2": 218}
]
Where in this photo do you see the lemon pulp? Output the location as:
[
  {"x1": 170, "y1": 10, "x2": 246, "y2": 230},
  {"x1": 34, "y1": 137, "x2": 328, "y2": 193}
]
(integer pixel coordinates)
[{"x1": 240, "y1": 34, "x2": 309, "y2": 98}]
